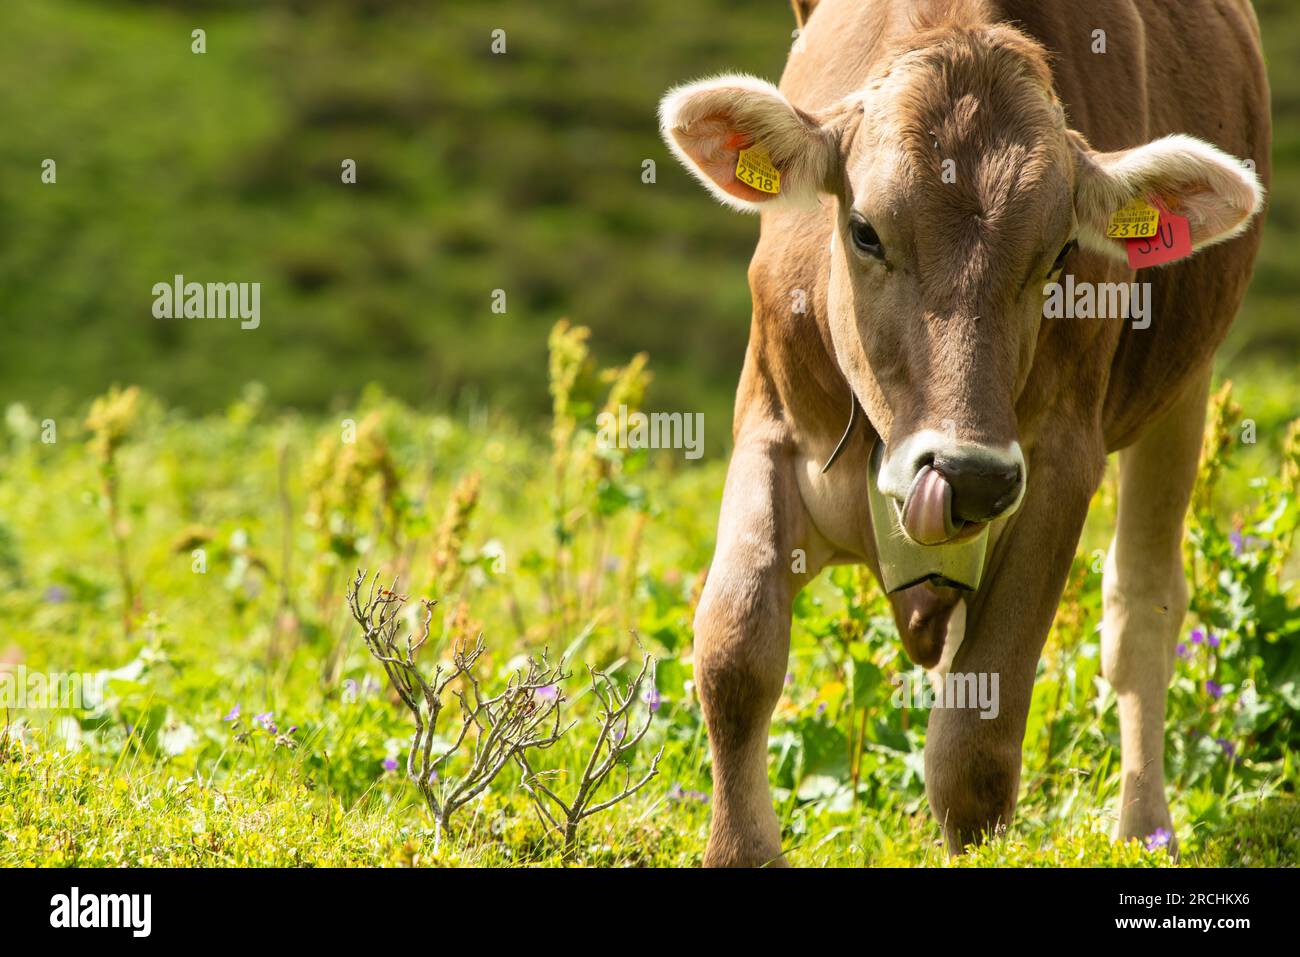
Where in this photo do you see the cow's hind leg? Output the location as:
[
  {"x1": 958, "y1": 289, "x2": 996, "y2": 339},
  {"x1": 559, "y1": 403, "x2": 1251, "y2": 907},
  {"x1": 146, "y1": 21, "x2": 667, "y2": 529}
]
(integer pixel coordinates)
[
  {"x1": 1101, "y1": 366, "x2": 1212, "y2": 856},
  {"x1": 695, "y1": 427, "x2": 817, "y2": 867}
]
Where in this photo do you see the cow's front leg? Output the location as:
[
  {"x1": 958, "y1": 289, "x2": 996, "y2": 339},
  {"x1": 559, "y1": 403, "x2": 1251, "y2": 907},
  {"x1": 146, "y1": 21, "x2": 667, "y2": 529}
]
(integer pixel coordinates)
[
  {"x1": 695, "y1": 430, "x2": 819, "y2": 867},
  {"x1": 1101, "y1": 368, "x2": 1211, "y2": 856},
  {"x1": 924, "y1": 428, "x2": 1106, "y2": 853}
]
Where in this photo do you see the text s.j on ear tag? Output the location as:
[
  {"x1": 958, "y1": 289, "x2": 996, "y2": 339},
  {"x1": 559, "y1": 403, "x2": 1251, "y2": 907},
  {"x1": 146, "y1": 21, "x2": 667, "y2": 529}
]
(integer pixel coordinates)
[{"x1": 1125, "y1": 197, "x2": 1192, "y2": 269}]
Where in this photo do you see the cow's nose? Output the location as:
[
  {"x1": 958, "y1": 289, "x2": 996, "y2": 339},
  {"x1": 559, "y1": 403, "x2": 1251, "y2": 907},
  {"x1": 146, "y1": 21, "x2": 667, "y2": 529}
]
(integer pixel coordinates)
[{"x1": 931, "y1": 448, "x2": 1023, "y2": 524}]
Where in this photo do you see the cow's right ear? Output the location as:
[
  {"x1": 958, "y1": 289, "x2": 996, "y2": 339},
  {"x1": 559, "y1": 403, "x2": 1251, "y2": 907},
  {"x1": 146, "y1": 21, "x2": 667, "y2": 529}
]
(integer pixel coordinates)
[{"x1": 659, "y1": 74, "x2": 837, "y2": 212}]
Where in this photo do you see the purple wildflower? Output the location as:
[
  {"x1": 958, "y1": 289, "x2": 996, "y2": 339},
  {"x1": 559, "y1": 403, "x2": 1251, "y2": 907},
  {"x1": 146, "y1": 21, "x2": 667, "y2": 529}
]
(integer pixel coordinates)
[
  {"x1": 1205, "y1": 680, "x2": 1224, "y2": 700},
  {"x1": 1145, "y1": 828, "x2": 1172, "y2": 851},
  {"x1": 342, "y1": 678, "x2": 359, "y2": 702},
  {"x1": 1230, "y1": 530, "x2": 1244, "y2": 555},
  {"x1": 254, "y1": 711, "x2": 277, "y2": 733},
  {"x1": 535, "y1": 684, "x2": 559, "y2": 701},
  {"x1": 223, "y1": 704, "x2": 240, "y2": 722},
  {"x1": 43, "y1": 585, "x2": 69, "y2": 604},
  {"x1": 382, "y1": 757, "x2": 398, "y2": 772},
  {"x1": 1207, "y1": 633, "x2": 1220, "y2": 649},
  {"x1": 642, "y1": 685, "x2": 661, "y2": 712},
  {"x1": 1216, "y1": 737, "x2": 1237, "y2": 761},
  {"x1": 1175, "y1": 643, "x2": 1190, "y2": 660},
  {"x1": 667, "y1": 783, "x2": 708, "y2": 804},
  {"x1": 1190, "y1": 629, "x2": 1205, "y2": 645}
]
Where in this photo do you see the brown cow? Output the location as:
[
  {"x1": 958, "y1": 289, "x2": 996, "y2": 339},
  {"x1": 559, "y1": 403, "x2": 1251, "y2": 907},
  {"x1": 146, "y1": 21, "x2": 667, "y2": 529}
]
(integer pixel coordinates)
[{"x1": 658, "y1": 0, "x2": 1268, "y2": 866}]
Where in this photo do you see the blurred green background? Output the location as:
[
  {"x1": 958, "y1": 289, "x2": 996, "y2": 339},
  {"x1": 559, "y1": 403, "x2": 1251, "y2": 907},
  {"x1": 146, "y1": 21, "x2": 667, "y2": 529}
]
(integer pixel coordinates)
[{"x1": 2, "y1": 0, "x2": 1297, "y2": 450}]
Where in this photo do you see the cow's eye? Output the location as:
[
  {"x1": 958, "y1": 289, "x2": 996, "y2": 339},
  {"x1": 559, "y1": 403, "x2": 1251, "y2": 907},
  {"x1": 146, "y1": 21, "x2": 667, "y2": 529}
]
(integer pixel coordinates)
[
  {"x1": 849, "y1": 217, "x2": 885, "y2": 260},
  {"x1": 1050, "y1": 238, "x2": 1077, "y2": 275}
]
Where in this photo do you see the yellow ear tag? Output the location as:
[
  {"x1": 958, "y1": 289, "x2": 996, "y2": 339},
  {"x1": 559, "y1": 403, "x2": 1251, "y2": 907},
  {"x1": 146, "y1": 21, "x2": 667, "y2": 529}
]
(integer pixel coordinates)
[
  {"x1": 735, "y1": 145, "x2": 781, "y2": 195},
  {"x1": 1106, "y1": 197, "x2": 1160, "y2": 239}
]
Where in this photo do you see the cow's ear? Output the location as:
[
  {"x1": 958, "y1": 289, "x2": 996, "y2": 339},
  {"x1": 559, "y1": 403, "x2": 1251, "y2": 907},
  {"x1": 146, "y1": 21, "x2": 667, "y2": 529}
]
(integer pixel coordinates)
[
  {"x1": 1071, "y1": 131, "x2": 1264, "y2": 261},
  {"x1": 659, "y1": 74, "x2": 837, "y2": 212}
]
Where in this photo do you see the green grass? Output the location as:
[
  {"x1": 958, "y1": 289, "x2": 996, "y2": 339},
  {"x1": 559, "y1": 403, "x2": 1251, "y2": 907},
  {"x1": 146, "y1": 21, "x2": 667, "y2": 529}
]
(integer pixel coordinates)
[{"x1": 1, "y1": 327, "x2": 1297, "y2": 867}]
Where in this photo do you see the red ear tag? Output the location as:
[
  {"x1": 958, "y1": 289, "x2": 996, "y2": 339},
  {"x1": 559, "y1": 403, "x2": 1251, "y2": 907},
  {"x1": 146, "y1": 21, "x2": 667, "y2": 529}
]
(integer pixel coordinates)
[{"x1": 1125, "y1": 197, "x2": 1192, "y2": 269}]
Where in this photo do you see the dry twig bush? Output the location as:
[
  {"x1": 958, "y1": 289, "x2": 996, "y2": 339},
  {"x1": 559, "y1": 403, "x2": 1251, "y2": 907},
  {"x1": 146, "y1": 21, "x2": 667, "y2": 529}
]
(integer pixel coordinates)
[
  {"x1": 516, "y1": 656, "x2": 663, "y2": 857},
  {"x1": 346, "y1": 569, "x2": 661, "y2": 857}
]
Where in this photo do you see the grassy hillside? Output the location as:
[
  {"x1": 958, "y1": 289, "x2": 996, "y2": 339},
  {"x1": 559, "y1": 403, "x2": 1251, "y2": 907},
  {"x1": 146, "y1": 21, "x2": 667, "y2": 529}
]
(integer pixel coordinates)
[{"x1": 1, "y1": 0, "x2": 1297, "y2": 453}]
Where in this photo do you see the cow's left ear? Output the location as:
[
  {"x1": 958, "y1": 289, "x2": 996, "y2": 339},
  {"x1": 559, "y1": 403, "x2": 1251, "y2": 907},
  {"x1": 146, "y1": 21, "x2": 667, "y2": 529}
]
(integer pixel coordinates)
[{"x1": 1071, "y1": 131, "x2": 1264, "y2": 261}]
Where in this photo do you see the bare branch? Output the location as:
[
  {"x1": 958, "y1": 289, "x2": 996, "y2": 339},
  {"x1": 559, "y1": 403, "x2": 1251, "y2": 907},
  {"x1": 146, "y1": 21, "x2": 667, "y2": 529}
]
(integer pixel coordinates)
[
  {"x1": 348, "y1": 570, "x2": 576, "y2": 838},
  {"x1": 517, "y1": 646, "x2": 662, "y2": 859}
]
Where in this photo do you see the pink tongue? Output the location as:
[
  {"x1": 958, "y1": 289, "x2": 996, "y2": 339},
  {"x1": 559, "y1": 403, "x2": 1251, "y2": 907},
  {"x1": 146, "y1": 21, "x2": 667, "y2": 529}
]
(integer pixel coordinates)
[{"x1": 902, "y1": 466, "x2": 954, "y2": 545}]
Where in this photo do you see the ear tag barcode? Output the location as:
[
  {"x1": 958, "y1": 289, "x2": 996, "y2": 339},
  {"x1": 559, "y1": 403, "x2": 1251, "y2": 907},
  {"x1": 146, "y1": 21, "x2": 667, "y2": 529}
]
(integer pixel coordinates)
[
  {"x1": 1106, "y1": 197, "x2": 1160, "y2": 239},
  {"x1": 735, "y1": 145, "x2": 781, "y2": 194}
]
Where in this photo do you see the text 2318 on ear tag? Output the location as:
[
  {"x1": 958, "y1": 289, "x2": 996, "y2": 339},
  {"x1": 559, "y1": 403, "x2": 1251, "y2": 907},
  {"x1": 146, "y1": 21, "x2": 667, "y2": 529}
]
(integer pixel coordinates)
[
  {"x1": 735, "y1": 146, "x2": 781, "y2": 194},
  {"x1": 1106, "y1": 197, "x2": 1160, "y2": 239}
]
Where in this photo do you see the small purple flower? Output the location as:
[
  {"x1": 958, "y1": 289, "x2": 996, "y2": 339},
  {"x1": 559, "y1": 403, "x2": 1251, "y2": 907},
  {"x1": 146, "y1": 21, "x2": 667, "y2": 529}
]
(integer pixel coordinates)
[
  {"x1": 1175, "y1": 643, "x2": 1190, "y2": 660},
  {"x1": 642, "y1": 685, "x2": 661, "y2": 712},
  {"x1": 667, "y1": 783, "x2": 708, "y2": 804},
  {"x1": 287, "y1": 725, "x2": 298, "y2": 734},
  {"x1": 1207, "y1": 633, "x2": 1221, "y2": 649},
  {"x1": 1205, "y1": 679, "x2": 1224, "y2": 700},
  {"x1": 382, "y1": 757, "x2": 398, "y2": 772},
  {"x1": 784, "y1": 672, "x2": 794, "y2": 687},
  {"x1": 816, "y1": 701, "x2": 828, "y2": 717},
  {"x1": 254, "y1": 711, "x2": 277, "y2": 733},
  {"x1": 1145, "y1": 827, "x2": 1172, "y2": 851},
  {"x1": 43, "y1": 585, "x2": 69, "y2": 604},
  {"x1": 1216, "y1": 737, "x2": 1237, "y2": 761},
  {"x1": 1190, "y1": 628, "x2": 1205, "y2": 645},
  {"x1": 1230, "y1": 530, "x2": 1244, "y2": 555},
  {"x1": 342, "y1": 679, "x2": 359, "y2": 702},
  {"x1": 223, "y1": 704, "x2": 240, "y2": 722},
  {"x1": 535, "y1": 684, "x2": 559, "y2": 701}
]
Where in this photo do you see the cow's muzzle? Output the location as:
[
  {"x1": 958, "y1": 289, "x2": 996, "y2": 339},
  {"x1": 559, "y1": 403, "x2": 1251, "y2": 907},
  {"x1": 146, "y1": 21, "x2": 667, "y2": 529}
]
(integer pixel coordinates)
[
  {"x1": 867, "y1": 441, "x2": 1002, "y2": 594},
  {"x1": 876, "y1": 432, "x2": 1025, "y2": 545},
  {"x1": 900, "y1": 451, "x2": 1022, "y2": 545}
]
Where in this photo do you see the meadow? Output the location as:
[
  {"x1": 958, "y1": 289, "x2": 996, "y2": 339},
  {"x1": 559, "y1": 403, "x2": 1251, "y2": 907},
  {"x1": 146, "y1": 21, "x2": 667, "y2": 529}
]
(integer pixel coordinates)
[{"x1": 1, "y1": 322, "x2": 1297, "y2": 867}]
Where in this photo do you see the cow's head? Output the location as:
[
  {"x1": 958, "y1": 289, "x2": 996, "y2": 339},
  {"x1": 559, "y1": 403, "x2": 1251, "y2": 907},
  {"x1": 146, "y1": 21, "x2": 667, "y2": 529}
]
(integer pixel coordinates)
[{"x1": 659, "y1": 26, "x2": 1263, "y2": 545}]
